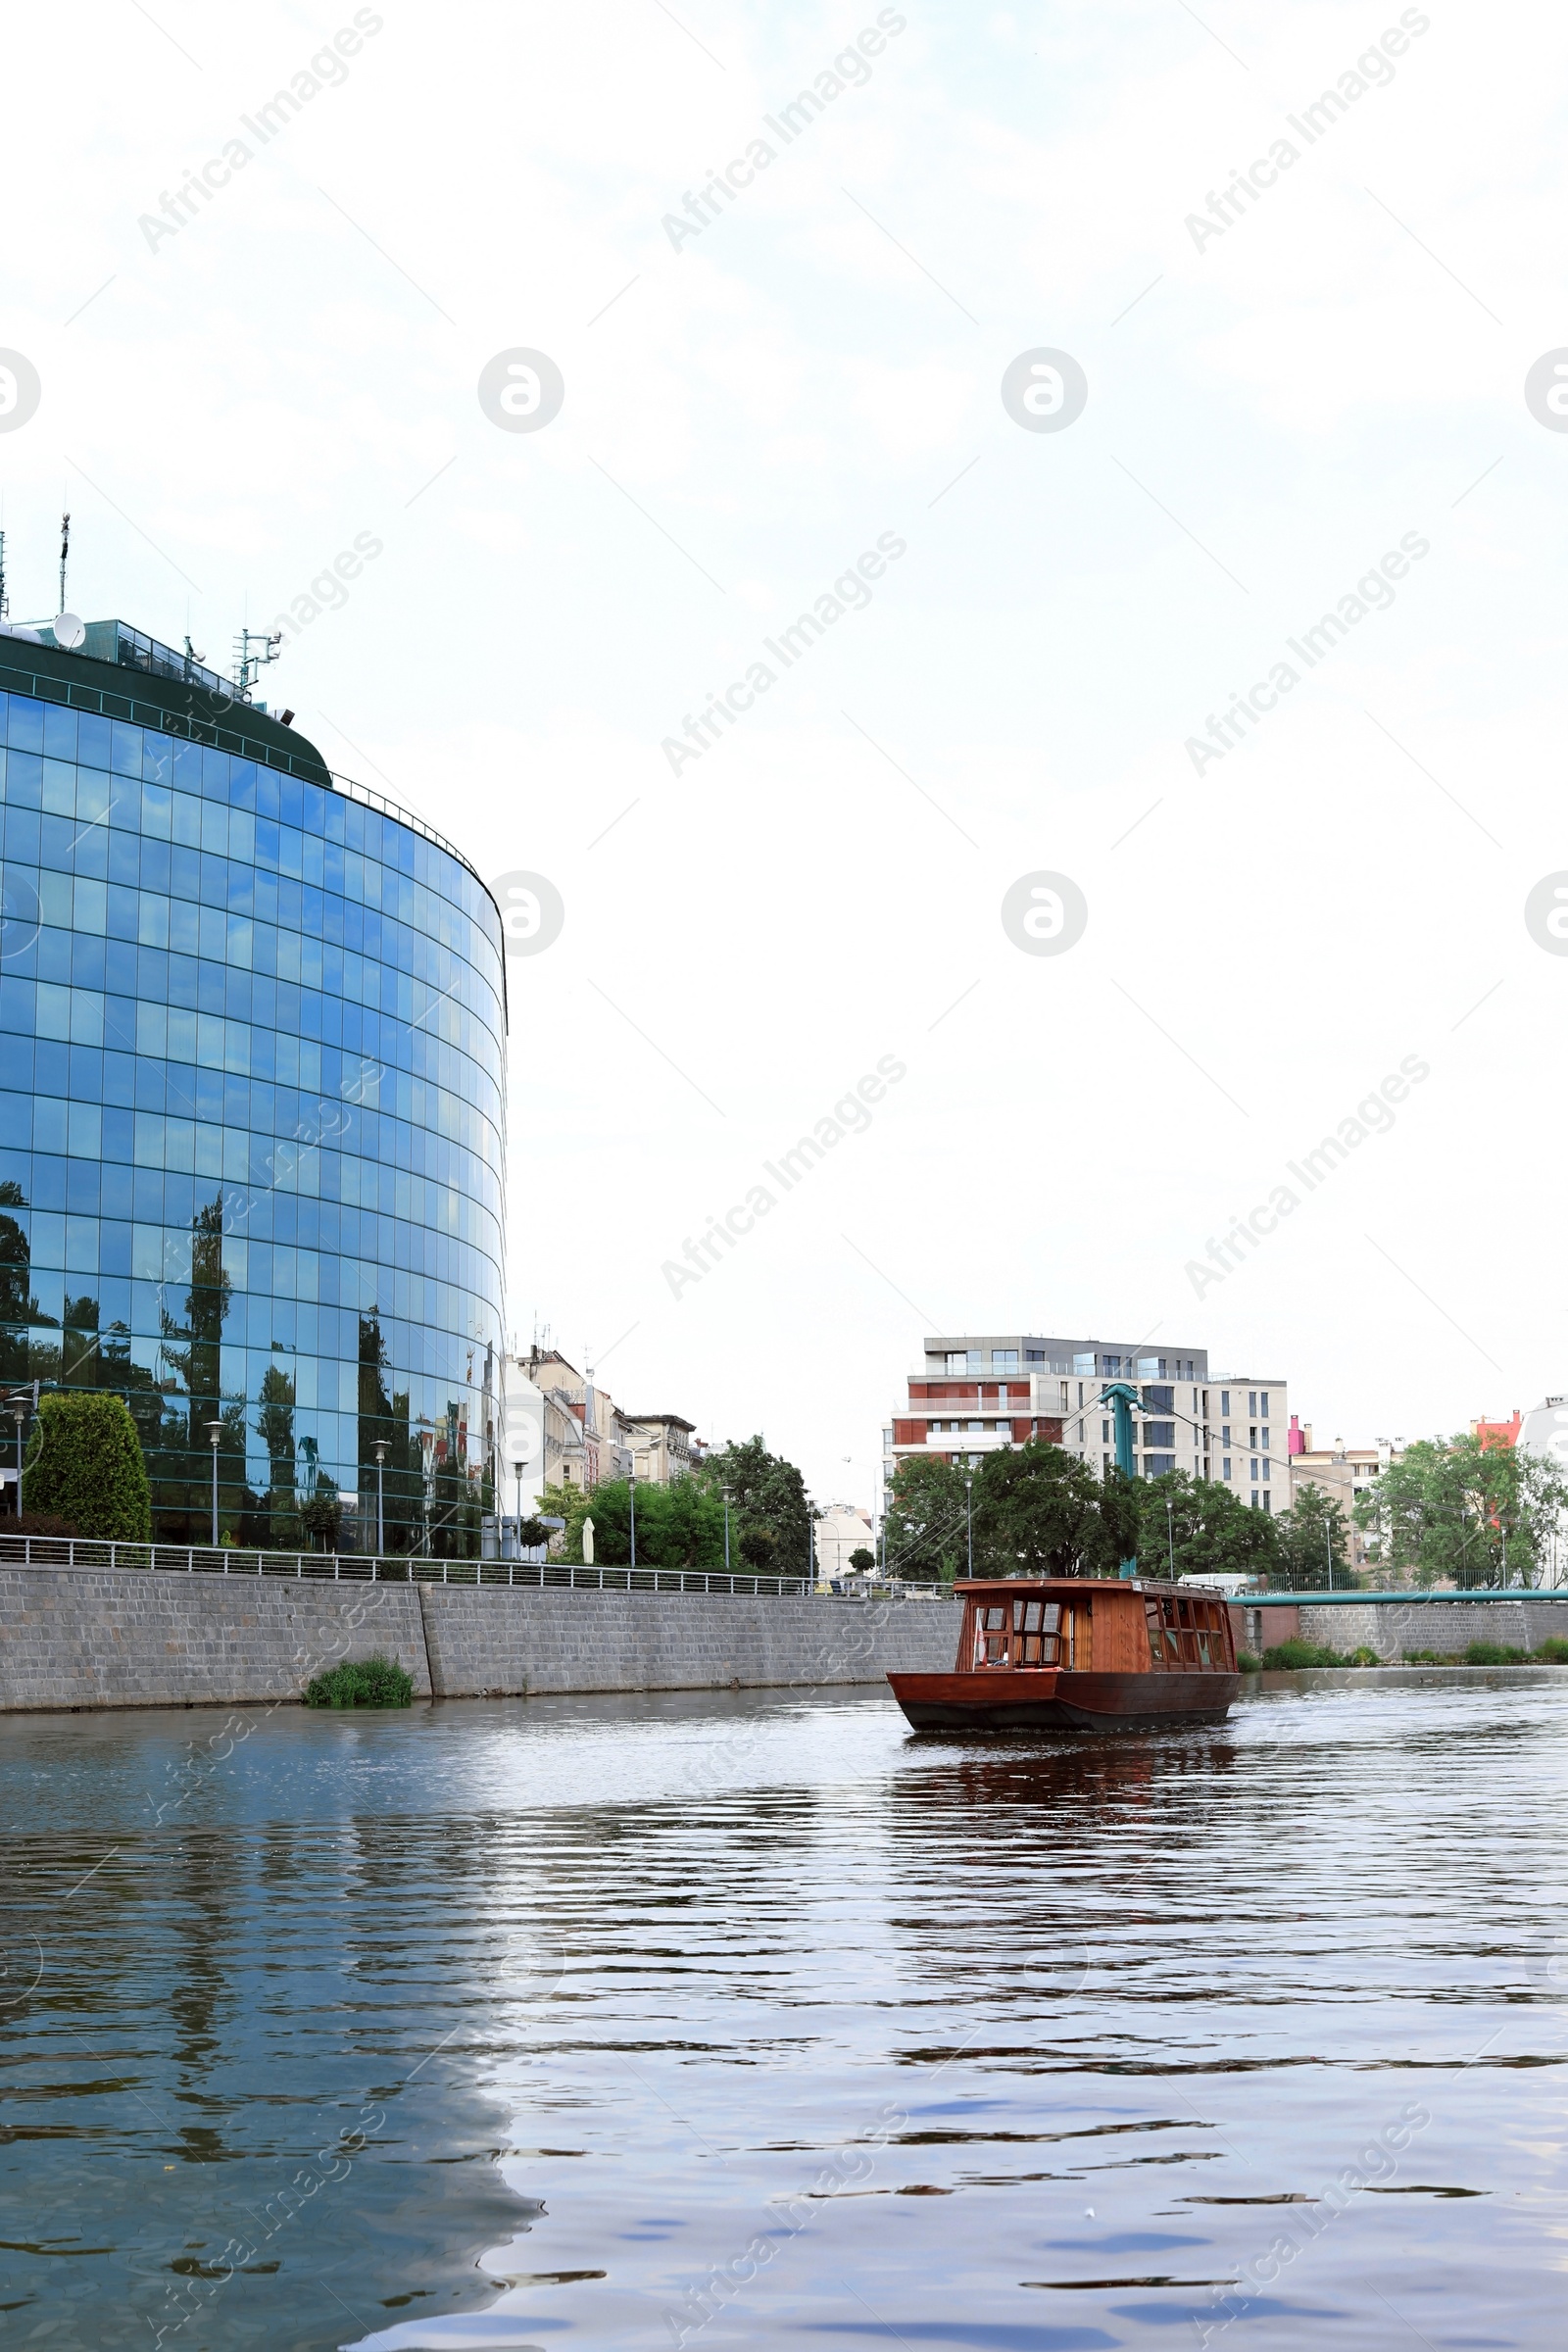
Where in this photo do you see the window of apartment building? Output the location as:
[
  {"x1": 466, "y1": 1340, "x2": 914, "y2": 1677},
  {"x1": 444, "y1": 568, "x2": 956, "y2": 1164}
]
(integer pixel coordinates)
[
  {"x1": 1142, "y1": 1385, "x2": 1175, "y2": 1412},
  {"x1": 1221, "y1": 1391, "x2": 1231, "y2": 1416},
  {"x1": 1145, "y1": 1453, "x2": 1176, "y2": 1476},
  {"x1": 1250, "y1": 1458, "x2": 1258, "y2": 1482},
  {"x1": 1259, "y1": 1392, "x2": 1269, "y2": 1417},
  {"x1": 1102, "y1": 1354, "x2": 1122, "y2": 1374},
  {"x1": 1102, "y1": 1419, "x2": 1110, "y2": 1444},
  {"x1": 966, "y1": 1420, "x2": 985, "y2": 1434},
  {"x1": 1262, "y1": 1491, "x2": 1272, "y2": 1513},
  {"x1": 1221, "y1": 1423, "x2": 1231, "y2": 1446},
  {"x1": 1143, "y1": 1422, "x2": 1176, "y2": 1447},
  {"x1": 1262, "y1": 1458, "x2": 1270, "y2": 1481},
  {"x1": 1222, "y1": 1456, "x2": 1232, "y2": 1479},
  {"x1": 993, "y1": 1349, "x2": 1018, "y2": 1368},
  {"x1": 1260, "y1": 1428, "x2": 1270, "y2": 1450},
  {"x1": 945, "y1": 1353, "x2": 967, "y2": 1373},
  {"x1": 1026, "y1": 1348, "x2": 1047, "y2": 1362},
  {"x1": 1249, "y1": 1391, "x2": 1256, "y2": 1415},
  {"x1": 1102, "y1": 1452, "x2": 1111, "y2": 1473},
  {"x1": 1249, "y1": 1426, "x2": 1257, "y2": 1446},
  {"x1": 1059, "y1": 1382, "x2": 1070, "y2": 1410}
]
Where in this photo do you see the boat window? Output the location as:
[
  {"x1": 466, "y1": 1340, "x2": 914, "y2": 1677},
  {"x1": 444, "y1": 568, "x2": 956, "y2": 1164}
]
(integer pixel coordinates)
[
  {"x1": 1022, "y1": 1600, "x2": 1040, "y2": 1631},
  {"x1": 1198, "y1": 1629, "x2": 1212, "y2": 1665},
  {"x1": 985, "y1": 1607, "x2": 1005, "y2": 1629}
]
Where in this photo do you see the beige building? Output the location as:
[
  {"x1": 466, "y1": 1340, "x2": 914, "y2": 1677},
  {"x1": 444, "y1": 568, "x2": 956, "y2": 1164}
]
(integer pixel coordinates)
[
  {"x1": 1288, "y1": 1424, "x2": 1398, "y2": 1572},
  {"x1": 815, "y1": 1503, "x2": 876, "y2": 1579},
  {"x1": 622, "y1": 1412, "x2": 700, "y2": 1485}
]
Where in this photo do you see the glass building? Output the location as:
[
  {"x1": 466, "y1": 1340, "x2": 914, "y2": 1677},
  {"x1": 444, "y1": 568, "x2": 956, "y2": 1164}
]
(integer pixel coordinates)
[{"x1": 0, "y1": 620, "x2": 506, "y2": 1550}]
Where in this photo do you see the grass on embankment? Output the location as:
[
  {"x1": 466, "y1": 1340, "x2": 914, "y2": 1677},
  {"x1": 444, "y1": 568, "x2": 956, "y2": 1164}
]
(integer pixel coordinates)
[
  {"x1": 1236, "y1": 1635, "x2": 1568, "y2": 1672},
  {"x1": 303, "y1": 1655, "x2": 414, "y2": 1708}
]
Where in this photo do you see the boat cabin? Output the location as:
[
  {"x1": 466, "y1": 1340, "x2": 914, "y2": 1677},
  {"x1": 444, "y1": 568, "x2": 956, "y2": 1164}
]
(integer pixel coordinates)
[{"x1": 954, "y1": 1577, "x2": 1238, "y2": 1675}]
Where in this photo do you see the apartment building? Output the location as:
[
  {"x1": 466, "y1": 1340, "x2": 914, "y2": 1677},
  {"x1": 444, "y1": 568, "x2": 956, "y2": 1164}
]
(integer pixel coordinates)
[
  {"x1": 622, "y1": 1412, "x2": 701, "y2": 1485},
  {"x1": 883, "y1": 1332, "x2": 1289, "y2": 1512},
  {"x1": 1287, "y1": 1420, "x2": 1398, "y2": 1571}
]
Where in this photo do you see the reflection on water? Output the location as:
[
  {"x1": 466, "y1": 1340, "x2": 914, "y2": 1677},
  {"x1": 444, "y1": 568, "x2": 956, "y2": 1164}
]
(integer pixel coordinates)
[{"x1": 0, "y1": 1675, "x2": 1564, "y2": 2349}]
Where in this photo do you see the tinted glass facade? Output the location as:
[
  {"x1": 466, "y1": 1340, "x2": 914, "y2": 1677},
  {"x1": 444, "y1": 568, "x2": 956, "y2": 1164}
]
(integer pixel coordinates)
[{"x1": 0, "y1": 660, "x2": 506, "y2": 1549}]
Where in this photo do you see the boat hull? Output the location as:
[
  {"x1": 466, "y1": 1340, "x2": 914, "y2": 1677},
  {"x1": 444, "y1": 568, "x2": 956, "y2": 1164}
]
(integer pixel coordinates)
[{"x1": 887, "y1": 1667, "x2": 1240, "y2": 1733}]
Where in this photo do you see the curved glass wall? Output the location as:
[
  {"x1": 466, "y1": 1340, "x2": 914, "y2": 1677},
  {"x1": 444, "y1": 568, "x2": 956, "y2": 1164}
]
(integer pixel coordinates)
[{"x1": 0, "y1": 679, "x2": 507, "y2": 1549}]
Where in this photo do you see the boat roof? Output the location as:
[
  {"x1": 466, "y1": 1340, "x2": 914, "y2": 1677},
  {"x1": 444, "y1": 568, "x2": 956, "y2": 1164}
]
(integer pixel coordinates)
[{"x1": 954, "y1": 1576, "x2": 1227, "y2": 1598}]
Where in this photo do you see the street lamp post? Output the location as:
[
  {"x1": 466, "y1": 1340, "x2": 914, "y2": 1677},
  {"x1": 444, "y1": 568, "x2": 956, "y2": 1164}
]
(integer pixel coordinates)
[
  {"x1": 965, "y1": 1475, "x2": 973, "y2": 1578},
  {"x1": 513, "y1": 1459, "x2": 524, "y2": 1557},
  {"x1": 6, "y1": 1396, "x2": 25, "y2": 1520},
  {"x1": 205, "y1": 1420, "x2": 222, "y2": 1546},
  {"x1": 628, "y1": 1470, "x2": 637, "y2": 1570},
  {"x1": 373, "y1": 1440, "x2": 387, "y2": 1557},
  {"x1": 722, "y1": 1486, "x2": 732, "y2": 1574},
  {"x1": 1166, "y1": 1495, "x2": 1176, "y2": 1580},
  {"x1": 1325, "y1": 1515, "x2": 1333, "y2": 1592}
]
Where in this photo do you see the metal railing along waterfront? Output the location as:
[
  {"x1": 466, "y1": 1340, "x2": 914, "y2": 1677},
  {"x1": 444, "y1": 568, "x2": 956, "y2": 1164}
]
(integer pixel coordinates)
[{"x1": 0, "y1": 1530, "x2": 811, "y2": 1596}]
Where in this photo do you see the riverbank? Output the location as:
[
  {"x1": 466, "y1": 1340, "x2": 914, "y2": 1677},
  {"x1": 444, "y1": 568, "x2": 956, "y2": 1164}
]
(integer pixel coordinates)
[{"x1": 0, "y1": 1560, "x2": 956, "y2": 1712}]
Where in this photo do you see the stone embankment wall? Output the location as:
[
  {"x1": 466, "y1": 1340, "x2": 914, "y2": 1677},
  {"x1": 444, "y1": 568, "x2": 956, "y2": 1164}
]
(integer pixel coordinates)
[
  {"x1": 0, "y1": 1564, "x2": 957, "y2": 1713},
  {"x1": 1235, "y1": 1596, "x2": 1568, "y2": 1662}
]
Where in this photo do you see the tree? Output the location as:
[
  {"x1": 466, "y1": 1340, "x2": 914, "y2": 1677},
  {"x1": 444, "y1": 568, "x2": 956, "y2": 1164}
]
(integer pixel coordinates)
[
  {"x1": 972, "y1": 1442, "x2": 1141, "y2": 1579},
  {"x1": 696, "y1": 1436, "x2": 813, "y2": 1576},
  {"x1": 357, "y1": 1310, "x2": 423, "y2": 1552},
  {"x1": 540, "y1": 1477, "x2": 726, "y2": 1569},
  {"x1": 1133, "y1": 1470, "x2": 1280, "y2": 1586},
  {"x1": 22, "y1": 1392, "x2": 152, "y2": 1541},
  {"x1": 884, "y1": 1443, "x2": 1142, "y2": 1581},
  {"x1": 1272, "y1": 1483, "x2": 1351, "y2": 1590},
  {"x1": 157, "y1": 1193, "x2": 239, "y2": 1540},
  {"x1": 848, "y1": 1546, "x2": 875, "y2": 1574},
  {"x1": 881, "y1": 1454, "x2": 971, "y2": 1581},
  {"x1": 300, "y1": 1475, "x2": 344, "y2": 1554},
  {"x1": 1355, "y1": 1434, "x2": 1568, "y2": 1587},
  {"x1": 256, "y1": 1364, "x2": 301, "y2": 1547}
]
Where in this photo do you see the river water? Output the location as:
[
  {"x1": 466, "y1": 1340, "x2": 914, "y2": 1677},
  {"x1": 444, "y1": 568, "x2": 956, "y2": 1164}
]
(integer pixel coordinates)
[{"x1": 1, "y1": 1676, "x2": 1564, "y2": 2351}]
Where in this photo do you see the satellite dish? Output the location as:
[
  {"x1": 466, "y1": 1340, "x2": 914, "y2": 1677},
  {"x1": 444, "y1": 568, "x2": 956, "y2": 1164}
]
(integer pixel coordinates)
[{"x1": 53, "y1": 612, "x2": 85, "y2": 650}]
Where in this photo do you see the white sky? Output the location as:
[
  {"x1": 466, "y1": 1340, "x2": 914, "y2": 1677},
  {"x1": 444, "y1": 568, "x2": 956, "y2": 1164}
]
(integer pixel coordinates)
[{"x1": 3, "y1": 0, "x2": 1564, "y2": 1506}]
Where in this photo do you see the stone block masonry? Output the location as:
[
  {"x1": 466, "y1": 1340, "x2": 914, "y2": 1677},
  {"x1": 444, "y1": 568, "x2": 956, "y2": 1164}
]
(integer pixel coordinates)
[
  {"x1": 0, "y1": 1568, "x2": 431, "y2": 1713},
  {"x1": 0, "y1": 1564, "x2": 957, "y2": 1713},
  {"x1": 416, "y1": 1584, "x2": 956, "y2": 1697},
  {"x1": 1233, "y1": 1595, "x2": 1568, "y2": 1662}
]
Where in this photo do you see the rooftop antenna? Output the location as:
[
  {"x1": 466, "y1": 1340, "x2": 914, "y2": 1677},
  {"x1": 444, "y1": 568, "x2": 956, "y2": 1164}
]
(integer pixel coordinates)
[
  {"x1": 58, "y1": 510, "x2": 70, "y2": 615},
  {"x1": 232, "y1": 627, "x2": 281, "y2": 701}
]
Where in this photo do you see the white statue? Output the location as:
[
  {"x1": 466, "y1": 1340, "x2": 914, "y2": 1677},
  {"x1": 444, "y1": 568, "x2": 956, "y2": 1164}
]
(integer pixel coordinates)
[{"x1": 581, "y1": 1516, "x2": 594, "y2": 1564}]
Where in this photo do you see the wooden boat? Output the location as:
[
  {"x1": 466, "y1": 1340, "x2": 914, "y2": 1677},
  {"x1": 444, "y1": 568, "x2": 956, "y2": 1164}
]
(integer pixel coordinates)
[{"x1": 887, "y1": 1576, "x2": 1241, "y2": 1733}]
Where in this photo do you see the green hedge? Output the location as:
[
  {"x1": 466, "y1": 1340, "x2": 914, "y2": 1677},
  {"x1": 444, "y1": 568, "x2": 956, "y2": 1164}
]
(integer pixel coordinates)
[{"x1": 21, "y1": 1394, "x2": 151, "y2": 1541}]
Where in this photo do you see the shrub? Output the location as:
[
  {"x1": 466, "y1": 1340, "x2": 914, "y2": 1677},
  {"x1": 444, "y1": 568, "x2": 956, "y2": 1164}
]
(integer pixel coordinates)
[
  {"x1": 1261, "y1": 1637, "x2": 1347, "y2": 1670},
  {"x1": 4, "y1": 1511, "x2": 80, "y2": 1540},
  {"x1": 1463, "y1": 1641, "x2": 1529, "y2": 1665},
  {"x1": 303, "y1": 1654, "x2": 413, "y2": 1708},
  {"x1": 21, "y1": 1394, "x2": 151, "y2": 1541},
  {"x1": 1236, "y1": 1649, "x2": 1261, "y2": 1674},
  {"x1": 1534, "y1": 1637, "x2": 1568, "y2": 1663},
  {"x1": 1348, "y1": 1645, "x2": 1382, "y2": 1667}
]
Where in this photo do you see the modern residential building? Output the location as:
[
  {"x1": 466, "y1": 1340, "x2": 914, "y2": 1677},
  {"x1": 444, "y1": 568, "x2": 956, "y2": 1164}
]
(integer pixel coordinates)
[
  {"x1": 0, "y1": 616, "x2": 506, "y2": 1544},
  {"x1": 815, "y1": 1502, "x2": 875, "y2": 1579},
  {"x1": 883, "y1": 1333, "x2": 1289, "y2": 1512}
]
